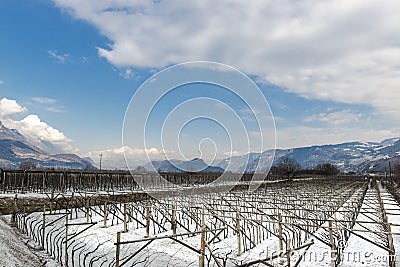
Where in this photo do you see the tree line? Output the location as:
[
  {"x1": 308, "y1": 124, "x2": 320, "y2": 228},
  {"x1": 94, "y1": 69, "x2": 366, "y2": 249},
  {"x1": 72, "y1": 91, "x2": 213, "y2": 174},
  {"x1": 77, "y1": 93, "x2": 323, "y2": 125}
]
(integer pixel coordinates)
[{"x1": 271, "y1": 156, "x2": 340, "y2": 180}]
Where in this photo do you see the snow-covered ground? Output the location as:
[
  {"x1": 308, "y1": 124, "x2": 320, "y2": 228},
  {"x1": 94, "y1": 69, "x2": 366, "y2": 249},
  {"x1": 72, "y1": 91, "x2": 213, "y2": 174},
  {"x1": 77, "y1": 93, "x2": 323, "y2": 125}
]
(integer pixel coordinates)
[
  {"x1": 378, "y1": 182, "x2": 400, "y2": 265},
  {"x1": 0, "y1": 215, "x2": 59, "y2": 267},
  {"x1": 339, "y1": 182, "x2": 400, "y2": 266},
  {"x1": 3, "y1": 179, "x2": 400, "y2": 267},
  {"x1": 341, "y1": 187, "x2": 388, "y2": 266}
]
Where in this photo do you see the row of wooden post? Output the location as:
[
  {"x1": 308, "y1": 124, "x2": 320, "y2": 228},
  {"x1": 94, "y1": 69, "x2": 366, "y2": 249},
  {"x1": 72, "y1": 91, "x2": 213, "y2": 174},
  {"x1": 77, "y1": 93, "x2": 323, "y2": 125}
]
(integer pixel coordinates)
[
  {"x1": 13, "y1": 181, "x2": 371, "y2": 267},
  {"x1": 13, "y1": 200, "x2": 339, "y2": 267},
  {"x1": 377, "y1": 182, "x2": 396, "y2": 267}
]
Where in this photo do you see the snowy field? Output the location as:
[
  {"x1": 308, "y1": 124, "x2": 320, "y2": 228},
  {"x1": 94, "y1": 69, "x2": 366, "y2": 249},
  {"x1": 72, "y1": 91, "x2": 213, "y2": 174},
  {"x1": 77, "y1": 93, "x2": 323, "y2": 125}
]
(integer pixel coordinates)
[{"x1": 2, "y1": 178, "x2": 400, "y2": 267}]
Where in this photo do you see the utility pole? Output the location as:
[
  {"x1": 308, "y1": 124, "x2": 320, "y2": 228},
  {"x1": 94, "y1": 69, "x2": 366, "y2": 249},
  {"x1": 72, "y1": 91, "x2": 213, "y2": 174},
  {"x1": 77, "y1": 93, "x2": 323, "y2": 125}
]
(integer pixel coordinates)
[
  {"x1": 99, "y1": 153, "x2": 103, "y2": 171},
  {"x1": 389, "y1": 161, "x2": 392, "y2": 184}
]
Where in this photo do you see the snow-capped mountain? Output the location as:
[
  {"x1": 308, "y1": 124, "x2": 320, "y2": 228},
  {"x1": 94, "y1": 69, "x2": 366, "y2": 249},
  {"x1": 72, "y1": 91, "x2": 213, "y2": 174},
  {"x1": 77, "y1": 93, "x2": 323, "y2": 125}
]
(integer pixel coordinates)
[
  {"x1": 146, "y1": 158, "x2": 224, "y2": 173},
  {"x1": 215, "y1": 137, "x2": 400, "y2": 173},
  {"x1": 0, "y1": 121, "x2": 94, "y2": 169}
]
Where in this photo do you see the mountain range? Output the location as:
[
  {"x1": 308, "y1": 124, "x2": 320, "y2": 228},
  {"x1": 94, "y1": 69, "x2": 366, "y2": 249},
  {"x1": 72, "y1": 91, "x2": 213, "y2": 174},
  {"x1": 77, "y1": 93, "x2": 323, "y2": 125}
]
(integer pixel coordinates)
[
  {"x1": 214, "y1": 137, "x2": 400, "y2": 173},
  {"x1": 2, "y1": 119, "x2": 399, "y2": 173},
  {"x1": 143, "y1": 137, "x2": 400, "y2": 174},
  {"x1": 145, "y1": 137, "x2": 400, "y2": 174},
  {"x1": 145, "y1": 158, "x2": 224, "y2": 173},
  {"x1": 0, "y1": 121, "x2": 94, "y2": 169}
]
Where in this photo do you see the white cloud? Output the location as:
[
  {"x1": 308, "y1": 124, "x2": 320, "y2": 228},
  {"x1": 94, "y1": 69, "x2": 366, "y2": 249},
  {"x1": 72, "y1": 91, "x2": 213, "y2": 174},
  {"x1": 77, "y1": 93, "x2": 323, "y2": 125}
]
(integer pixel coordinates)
[
  {"x1": 120, "y1": 68, "x2": 137, "y2": 79},
  {"x1": 17, "y1": 115, "x2": 68, "y2": 143},
  {"x1": 0, "y1": 98, "x2": 27, "y2": 119},
  {"x1": 0, "y1": 98, "x2": 74, "y2": 153},
  {"x1": 114, "y1": 146, "x2": 162, "y2": 156},
  {"x1": 48, "y1": 50, "x2": 70, "y2": 63},
  {"x1": 84, "y1": 146, "x2": 169, "y2": 169},
  {"x1": 45, "y1": 107, "x2": 65, "y2": 113},
  {"x1": 31, "y1": 97, "x2": 65, "y2": 113},
  {"x1": 5, "y1": 114, "x2": 75, "y2": 152},
  {"x1": 223, "y1": 150, "x2": 241, "y2": 157},
  {"x1": 304, "y1": 109, "x2": 363, "y2": 126},
  {"x1": 276, "y1": 126, "x2": 400, "y2": 149},
  {"x1": 53, "y1": 0, "x2": 400, "y2": 119},
  {"x1": 49, "y1": 1, "x2": 400, "y2": 153},
  {"x1": 31, "y1": 97, "x2": 57, "y2": 104}
]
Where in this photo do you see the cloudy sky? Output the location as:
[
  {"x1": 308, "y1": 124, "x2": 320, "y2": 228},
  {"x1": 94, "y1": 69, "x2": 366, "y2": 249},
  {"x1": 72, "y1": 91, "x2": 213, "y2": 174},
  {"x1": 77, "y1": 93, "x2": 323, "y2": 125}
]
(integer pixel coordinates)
[{"x1": 1, "y1": 0, "x2": 399, "y2": 168}]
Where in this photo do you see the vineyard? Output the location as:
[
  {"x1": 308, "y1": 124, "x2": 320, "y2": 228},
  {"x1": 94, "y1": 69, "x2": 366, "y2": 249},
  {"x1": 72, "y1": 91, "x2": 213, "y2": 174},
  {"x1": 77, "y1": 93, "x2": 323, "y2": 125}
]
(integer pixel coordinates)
[{"x1": 2, "y1": 172, "x2": 398, "y2": 267}]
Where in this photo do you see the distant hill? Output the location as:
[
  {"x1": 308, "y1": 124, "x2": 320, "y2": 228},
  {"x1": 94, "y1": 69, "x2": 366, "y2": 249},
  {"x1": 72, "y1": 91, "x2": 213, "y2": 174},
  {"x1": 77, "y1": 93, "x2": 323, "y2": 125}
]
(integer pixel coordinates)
[
  {"x1": 215, "y1": 137, "x2": 400, "y2": 173},
  {"x1": 359, "y1": 155, "x2": 400, "y2": 173},
  {"x1": 143, "y1": 137, "x2": 400, "y2": 174},
  {"x1": 0, "y1": 121, "x2": 94, "y2": 169},
  {"x1": 146, "y1": 158, "x2": 224, "y2": 173}
]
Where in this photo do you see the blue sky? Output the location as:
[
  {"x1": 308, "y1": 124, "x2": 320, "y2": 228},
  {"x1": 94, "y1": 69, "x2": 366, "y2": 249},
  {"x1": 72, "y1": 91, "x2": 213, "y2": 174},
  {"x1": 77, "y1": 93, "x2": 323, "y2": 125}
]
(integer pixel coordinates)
[{"x1": 1, "y1": 0, "x2": 399, "y2": 168}]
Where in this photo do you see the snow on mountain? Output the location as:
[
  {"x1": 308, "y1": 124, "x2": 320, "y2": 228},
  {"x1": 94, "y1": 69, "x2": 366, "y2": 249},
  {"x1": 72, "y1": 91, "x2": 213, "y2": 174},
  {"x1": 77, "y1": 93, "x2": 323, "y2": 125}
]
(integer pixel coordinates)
[
  {"x1": 0, "y1": 121, "x2": 94, "y2": 169},
  {"x1": 216, "y1": 138, "x2": 400, "y2": 173},
  {"x1": 146, "y1": 158, "x2": 224, "y2": 173},
  {"x1": 3, "y1": 118, "x2": 398, "y2": 173}
]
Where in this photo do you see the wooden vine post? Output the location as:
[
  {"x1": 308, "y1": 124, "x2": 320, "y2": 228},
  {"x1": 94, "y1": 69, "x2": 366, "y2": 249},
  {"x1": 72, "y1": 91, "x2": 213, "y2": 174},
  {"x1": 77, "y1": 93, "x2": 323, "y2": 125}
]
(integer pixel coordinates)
[
  {"x1": 328, "y1": 220, "x2": 336, "y2": 267},
  {"x1": 42, "y1": 172, "x2": 46, "y2": 193},
  {"x1": 42, "y1": 205, "x2": 46, "y2": 250},
  {"x1": 50, "y1": 192, "x2": 54, "y2": 214},
  {"x1": 172, "y1": 204, "x2": 177, "y2": 236},
  {"x1": 255, "y1": 213, "x2": 259, "y2": 245},
  {"x1": 86, "y1": 198, "x2": 90, "y2": 223},
  {"x1": 65, "y1": 215, "x2": 69, "y2": 267},
  {"x1": 388, "y1": 222, "x2": 395, "y2": 267},
  {"x1": 236, "y1": 210, "x2": 242, "y2": 256},
  {"x1": 199, "y1": 208, "x2": 205, "y2": 267},
  {"x1": 70, "y1": 192, "x2": 74, "y2": 220},
  {"x1": 123, "y1": 203, "x2": 128, "y2": 233},
  {"x1": 11, "y1": 194, "x2": 17, "y2": 226},
  {"x1": 103, "y1": 200, "x2": 108, "y2": 227},
  {"x1": 146, "y1": 202, "x2": 151, "y2": 237},
  {"x1": 278, "y1": 213, "x2": 283, "y2": 264},
  {"x1": 286, "y1": 237, "x2": 291, "y2": 267},
  {"x1": 2, "y1": 169, "x2": 6, "y2": 193},
  {"x1": 116, "y1": 231, "x2": 121, "y2": 267}
]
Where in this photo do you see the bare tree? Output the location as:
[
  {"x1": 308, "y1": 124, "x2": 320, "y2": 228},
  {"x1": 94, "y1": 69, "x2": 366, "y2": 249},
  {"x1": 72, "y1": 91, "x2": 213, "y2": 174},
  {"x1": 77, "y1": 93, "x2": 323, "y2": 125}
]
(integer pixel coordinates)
[
  {"x1": 19, "y1": 161, "x2": 37, "y2": 170},
  {"x1": 135, "y1": 166, "x2": 147, "y2": 172},
  {"x1": 276, "y1": 156, "x2": 301, "y2": 181},
  {"x1": 394, "y1": 163, "x2": 400, "y2": 186},
  {"x1": 315, "y1": 163, "x2": 340, "y2": 175}
]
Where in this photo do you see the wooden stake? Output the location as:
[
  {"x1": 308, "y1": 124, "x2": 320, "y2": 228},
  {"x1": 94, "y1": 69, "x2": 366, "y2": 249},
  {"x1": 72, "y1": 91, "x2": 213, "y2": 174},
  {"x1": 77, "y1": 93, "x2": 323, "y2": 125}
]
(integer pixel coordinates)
[
  {"x1": 387, "y1": 221, "x2": 395, "y2": 267},
  {"x1": 86, "y1": 198, "x2": 90, "y2": 223},
  {"x1": 65, "y1": 215, "x2": 69, "y2": 267},
  {"x1": 42, "y1": 205, "x2": 46, "y2": 250},
  {"x1": 172, "y1": 204, "x2": 177, "y2": 236},
  {"x1": 286, "y1": 238, "x2": 291, "y2": 267},
  {"x1": 103, "y1": 200, "x2": 108, "y2": 227},
  {"x1": 42, "y1": 172, "x2": 46, "y2": 193},
  {"x1": 50, "y1": 192, "x2": 53, "y2": 214},
  {"x1": 278, "y1": 213, "x2": 283, "y2": 261},
  {"x1": 11, "y1": 194, "x2": 17, "y2": 226},
  {"x1": 22, "y1": 206, "x2": 26, "y2": 234},
  {"x1": 123, "y1": 203, "x2": 127, "y2": 232},
  {"x1": 146, "y1": 202, "x2": 151, "y2": 237},
  {"x1": 199, "y1": 208, "x2": 205, "y2": 267},
  {"x1": 329, "y1": 220, "x2": 336, "y2": 267},
  {"x1": 256, "y1": 213, "x2": 259, "y2": 245},
  {"x1": 116, "y1": 231, "x2": 121, "y2": 267},
  {"x1": 70, "y1": 192, "x2": 74, "y2": 220},
  {"x1": 236, "y1": 211, "x2": 242, "y2": 256},
  {"x1": 196, "y1": 208, "x2": 199, "y2": 232},
  {"x1": 2, "y1": 169, "x2": 5, "y2": 194},
  {"x1": 278, "y1": 213, "x2": 283, "y2": 264}
]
